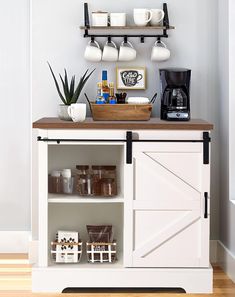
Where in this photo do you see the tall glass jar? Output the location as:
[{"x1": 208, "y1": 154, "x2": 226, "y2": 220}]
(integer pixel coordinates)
[
  {"x1": 91, "y1": 166, "x2": 105, "y2": 196},
  {"x1": 75, "y1": 165, "x2": 89, "y2": 195}
]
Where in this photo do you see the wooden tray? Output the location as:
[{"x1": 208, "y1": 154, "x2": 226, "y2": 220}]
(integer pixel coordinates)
[{"x1": 90, "y1": 103, "x2": 152, "y2": 121}]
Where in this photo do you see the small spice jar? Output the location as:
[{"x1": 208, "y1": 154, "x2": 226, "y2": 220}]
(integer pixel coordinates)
[
  {"x1": 61, "y1": 169, "x2": 74, "y2": 194},
  {"x1": 48, "y1": 171, "x2": 62, "y2": 194},
  {"x1": 100, "y1": 178, "x2": 117, "y2": 197}
]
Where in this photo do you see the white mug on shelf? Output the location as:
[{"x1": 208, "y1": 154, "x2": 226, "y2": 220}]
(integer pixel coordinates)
[
  {"x1": 84, "y1": 40, "x2": 102, "y2": 62},
  {"x1": 150, "y1": 9, "x2": 165, "y2": 26},
  {"x1": 68, "y1": 103, "x2": 87, "y2": 123},
  {"x1": 92, "y1": 11, "x2": 109, "y2": 27},
  {"x1": 151, "y1": 40, "x2": 171, "y2": 62},
  {"x1": 133, "y1": 8, "x2": 153, "y2": 26},
  {"x1": 110, "y1": 13, "x2": 126, "y2": 27},
  {"x1": 102, "y1": 40, "x2": 119, "y2": 62},
  {"x1": 119, "y1": 41, "x2": 137, "y2": 61}
]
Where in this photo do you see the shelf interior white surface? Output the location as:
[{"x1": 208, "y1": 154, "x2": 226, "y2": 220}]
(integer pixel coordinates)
[
  {"x1": 48, "y1": 193, "x2": 124, "y2": 203},
  {"x1": 48, "y1": 144, "x2": 124, "y2": 199},
  {"x1": 48, "y1": 203, "x2": 124, "y2": 264}
]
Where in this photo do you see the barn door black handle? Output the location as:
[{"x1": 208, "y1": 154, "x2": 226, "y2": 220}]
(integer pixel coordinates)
[{"x1": 204, "y1": 192, "x2": 208, "y2": 219}]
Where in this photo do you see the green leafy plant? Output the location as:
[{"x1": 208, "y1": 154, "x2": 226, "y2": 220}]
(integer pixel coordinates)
[{"x1": 48, "y1": 62, "x2": 95, "y2": 105}]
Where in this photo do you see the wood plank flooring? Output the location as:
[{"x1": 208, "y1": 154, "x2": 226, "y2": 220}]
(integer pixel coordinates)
[{"x1": 0, "y1": 254, "x2": 234, "y2": 296}]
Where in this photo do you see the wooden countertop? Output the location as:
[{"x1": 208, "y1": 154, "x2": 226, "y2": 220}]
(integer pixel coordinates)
[{"x1": 33, "y1": 117, "x2": 213, "y2": 130}]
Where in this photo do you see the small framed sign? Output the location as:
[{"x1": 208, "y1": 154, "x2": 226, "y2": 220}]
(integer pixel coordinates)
[{"x1": 116, "y1": 67, "x2": 146, "y2": 90}]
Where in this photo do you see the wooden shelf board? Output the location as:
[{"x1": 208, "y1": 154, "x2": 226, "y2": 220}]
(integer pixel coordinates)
[
  {"x1": 48, "y1": 193, "x2": 124, "y2": 204},
  {"x1": 80, "y1": 25, "x2": 175, "y2": 30},
  {"x1": 33, "y1": 117, "x2": 214, "y2": 131}
]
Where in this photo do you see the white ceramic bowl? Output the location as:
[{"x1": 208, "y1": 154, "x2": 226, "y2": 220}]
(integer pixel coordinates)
[{"x1": 126, "y1": 97, "x2": 150, "y2": 104}]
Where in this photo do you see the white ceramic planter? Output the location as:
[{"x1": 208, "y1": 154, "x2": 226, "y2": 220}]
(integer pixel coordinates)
[{"x1": 58, "y1": 105, "x2": 72, "y2": 121}]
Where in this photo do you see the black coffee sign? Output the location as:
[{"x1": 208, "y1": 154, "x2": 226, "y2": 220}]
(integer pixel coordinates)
[{"x1": 120, "y1": 70, "x2": 143, "y2": 87}]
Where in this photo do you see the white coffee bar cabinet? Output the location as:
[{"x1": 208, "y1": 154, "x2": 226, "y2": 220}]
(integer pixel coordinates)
[{"x1": 32, "y1": 117, "x2": 214, "y2": 293}]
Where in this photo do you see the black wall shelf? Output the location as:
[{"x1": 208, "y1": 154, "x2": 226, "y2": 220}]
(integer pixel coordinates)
[{"x1": 81, "y1": 2, "x2": 175, "y2": 43}]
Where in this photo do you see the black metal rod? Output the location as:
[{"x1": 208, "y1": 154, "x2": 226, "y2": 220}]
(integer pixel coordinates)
[
  {"x1": 204, "y1": 192, "x2": 208, "y2": 219},
  {"x1": 83, "y1": 34, "x2": 168, "y2": 38},
  {"x1": 37, "y1": 137, "x2": 210, "y2": 144},
  {"x1": 126, "y1": 131, "x2": 133, "y2": 164}
]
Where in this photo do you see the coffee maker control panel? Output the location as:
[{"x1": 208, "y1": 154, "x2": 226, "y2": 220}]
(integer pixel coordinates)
[{"x1": 167, "y1": 112, "x2": 190, "y2": 120}]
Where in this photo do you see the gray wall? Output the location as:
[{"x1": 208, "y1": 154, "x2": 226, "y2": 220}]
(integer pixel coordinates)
[
  {"x1": 32, "y1": 0, "x2": 220, "y2": 239},
  {"x1": 219, "y1": 0, "x2": 235, "y2": 254},
  {"x1": 0, "y1": 0, "x2": 30, "y2": 231}
]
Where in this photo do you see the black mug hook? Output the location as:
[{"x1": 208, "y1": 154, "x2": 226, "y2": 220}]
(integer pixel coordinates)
[
  {"x1": 124, "y1": 35, "x2": 128, "y2": 43},
  {"x1": 108, "y1": 36, "x2": 112, "y2": 43},
  {"x1": 91, "y1": 36, "x2": 95, "y2": 43}
]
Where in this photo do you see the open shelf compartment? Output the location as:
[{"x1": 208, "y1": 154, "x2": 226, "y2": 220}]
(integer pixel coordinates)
[{"x1": 48, "y1": 144, "x2": 124, "y2": 202}]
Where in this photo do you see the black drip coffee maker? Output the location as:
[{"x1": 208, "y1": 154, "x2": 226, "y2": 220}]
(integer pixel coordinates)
[{"x1": 160, "y1": 68, "x2": 191, "y2": 121}]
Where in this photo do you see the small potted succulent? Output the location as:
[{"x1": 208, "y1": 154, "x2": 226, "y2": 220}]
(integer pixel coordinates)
[{"x1": 48, "y1": 63, "x2": 95, "y2": 121}]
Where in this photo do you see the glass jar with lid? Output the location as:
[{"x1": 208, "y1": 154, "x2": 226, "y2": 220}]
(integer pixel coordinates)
[
  {"x1": 100, "y1": 178, "x2": 117, "y2": 197},
  {"x1": 91, "y1": 166, "x2": 105, "y2": 196},
  {"x1": 75, "y1": 165, "x2": 89, "y2": 195},
  {"x1": 77, "y1": 174, "x2": 93, "y2": 196}
]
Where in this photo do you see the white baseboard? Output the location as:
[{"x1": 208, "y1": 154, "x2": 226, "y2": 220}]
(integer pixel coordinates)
[
  {"x1": 217, "y1": 240, "x2": 235, "y2": 282},
  {"x1": 0, "y1": 231, "x2": 31, "y2": 253}
]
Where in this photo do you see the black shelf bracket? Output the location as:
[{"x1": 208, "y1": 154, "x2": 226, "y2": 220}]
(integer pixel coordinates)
[
  {"x1": 84, "y1": 2, "x2": 90, "y2": 37},
  {"x1": 163, "y1": 3, "x2": 170, "y2": 36},
  {"x1": 82, "y1": 2, "x2": 171, "y2": 41},
  {"x1": 203, "y1": 132, "x2": 211, "y2": 165}
]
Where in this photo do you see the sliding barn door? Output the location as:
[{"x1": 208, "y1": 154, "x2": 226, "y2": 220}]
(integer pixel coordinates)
[{"x1": 129, "y1": 142, "x2": 210, "y2": 268}]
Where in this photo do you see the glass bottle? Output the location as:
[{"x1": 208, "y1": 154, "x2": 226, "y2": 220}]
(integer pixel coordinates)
[
  {"x1": 108, "y1": 82, "x2": 117, "y2": 104},
  {"x1": 101, "y1": 70, "x2": 110, "y2": 103},
  {"x1": 96, "y1": 82, "x2": 106, "y2": 104}
]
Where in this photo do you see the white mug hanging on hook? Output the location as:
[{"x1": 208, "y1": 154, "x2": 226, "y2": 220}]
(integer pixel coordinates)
[
  {"x1": 151, "y1": 39, "x2": 171, "y2": 62},
  {"x1": 102, "y1": 40, "x2": 119, "y2": 62},
  {"x1": 119, "y1": 41, "x2": 137, "y2": 61},
  {"x1": 84, "y1": 40, "x2": 102, "y2": 62}
]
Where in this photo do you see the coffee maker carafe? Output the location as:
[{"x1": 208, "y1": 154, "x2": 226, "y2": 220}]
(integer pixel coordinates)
[{"x1": 160, "y1": 68, "x2": 191, "y2": 121}]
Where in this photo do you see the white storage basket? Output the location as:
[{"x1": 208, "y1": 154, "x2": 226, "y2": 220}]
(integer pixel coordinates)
[
  {"x1": 51, "y1": 241, "x2": 83, "y2": 263},
  {"x1": 86, "y1": 241, "x2": 117, "y2": 263}
]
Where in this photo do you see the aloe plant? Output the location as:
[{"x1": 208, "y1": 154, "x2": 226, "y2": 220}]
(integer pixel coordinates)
[{"x1": 48, "y1": 62, "x2": 95, "y2": 105}]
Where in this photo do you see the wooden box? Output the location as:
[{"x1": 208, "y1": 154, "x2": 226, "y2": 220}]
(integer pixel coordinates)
[{"x1": 90, "y1": 103, "x2": 152, "y2": 121}]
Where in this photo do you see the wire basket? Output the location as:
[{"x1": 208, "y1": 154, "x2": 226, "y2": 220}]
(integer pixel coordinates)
[
  {"x1": 51, "y1": 241, "x2": 83, "y2": 263},
  {"x1": 86, "y1": 241, "x2": 117, "y2": 263}
]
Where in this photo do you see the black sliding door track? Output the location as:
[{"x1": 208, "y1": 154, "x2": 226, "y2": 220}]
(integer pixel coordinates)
[{"x1": 37, "y1": 131, "x2": 211, "y2": 165}]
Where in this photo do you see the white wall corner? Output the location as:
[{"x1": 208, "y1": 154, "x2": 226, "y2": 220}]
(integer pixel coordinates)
[
  {"x1": 0, "y1": 231, "x2": 31, "y2": 253},
  {"x1": 210, "y1": 240, "x2": 218, "y2": 264},
  {"x1": 217, "y1": 241, "x2": 235, "y2": 283}
]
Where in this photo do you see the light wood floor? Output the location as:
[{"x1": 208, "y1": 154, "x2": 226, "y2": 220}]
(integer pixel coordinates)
[{"x1": 0, "y1": 254, "x2": 235, "y2": 297}]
